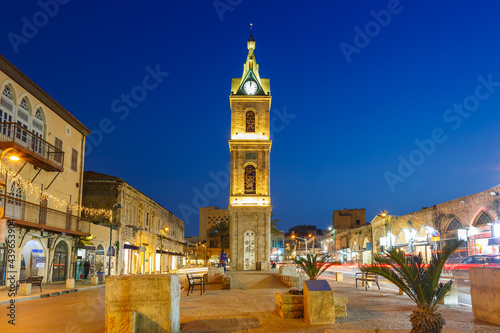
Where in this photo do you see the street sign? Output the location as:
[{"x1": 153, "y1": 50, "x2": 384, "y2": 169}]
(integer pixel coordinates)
[{"x1": 431, "y1": 230, "x2": 440, "y2": 241}]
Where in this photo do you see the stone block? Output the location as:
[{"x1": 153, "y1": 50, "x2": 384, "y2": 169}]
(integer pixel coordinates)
[
  {"x1": 18, "y1": 283, "x2": 31, "y2": 296},
  {"x1": 281, "y1": 266, "x2": 297, "y2": 277},
  {"x1": 334, "y1": 296, "x2": 348, "y2": 318},
  {"x1": 440, "y1": 283, "x2": 458, "y2": 305},
  {"x1": 222, "y1": 275, "x2": 231, "y2": 289},
  {"x1": 274, "y1": 292, "x2": 305, "y2": 319},
  {"x1": 470, "y1": 267, "x2": 500, "y2": 325},
  {"x1": 303, "y1": 280, "x2": 335, "y2": 325},
  {"x1": 91, "y1": 276, "x2": 99, "y2": 285},
  {"x1": 105, "y1": 274, "x2": 180, "y2": 333},
  {"x1": 207, "y1": 267, "x2": 224, "y2": 284},
  {"x1": 66, "y1": 278, "x2": 75, "y2": 289},
  {"x1": 335, "y1": 272, "x2": 343, "y2": 281}
]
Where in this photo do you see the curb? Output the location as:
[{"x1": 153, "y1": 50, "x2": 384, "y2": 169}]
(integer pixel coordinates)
[{"x1": 0, "y1": 284, "x2": 105, "y2": 305}]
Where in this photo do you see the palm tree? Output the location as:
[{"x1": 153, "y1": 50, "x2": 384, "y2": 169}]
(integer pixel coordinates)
[
  {"x1": 209, "y1": 220, "x2": 230, "y2": 252},
  {"x1": 359, "y1": 240, "x2": 463, "y2": 333},
  {"x1": 271, "y1": 211, "x2": 279, "y2": 233},
  {"x1": 294, "y1": 253, "x2": 338, "y2": 280}
]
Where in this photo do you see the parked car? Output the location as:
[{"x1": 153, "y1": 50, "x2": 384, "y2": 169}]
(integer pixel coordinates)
[{"x1": 445, "y1": 254, "x2": 500, "y2": 281}]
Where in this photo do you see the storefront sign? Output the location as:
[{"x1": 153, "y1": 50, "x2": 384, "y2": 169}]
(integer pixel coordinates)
[
  {"x1": 32, "y1": 249, "x2": 43, "y2": 253},
  {"x1": 457, "y1": 229, "x2": 467, "y2": 241},
  {"x1": 36, "y1": 257, "x2": 46, "y2": 268},
  {"x1": 492, "y1": 223, "x2": 500, "y2": 238}
]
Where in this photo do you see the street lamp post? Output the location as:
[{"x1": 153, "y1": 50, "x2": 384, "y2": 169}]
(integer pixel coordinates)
[
  {"x1": 460, "y1": 200, "x2": 471, "y2": 255},
  {"x1": 291, "y1": 231, "x2": 309, "y2": 256},
  {"x1": 159, "y1": 226, "x2": 169, "y2": 274},
  {"x1": 109, "y1": 203, "x2": 122, "y2": 276},
  {"x1": 381, "y1": 211, "x2": 392, "y2": 249}
]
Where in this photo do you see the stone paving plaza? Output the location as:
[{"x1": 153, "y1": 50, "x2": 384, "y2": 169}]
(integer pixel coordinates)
[{"x1": 179, "y1": 271, "x2": 499, "y2": 333}]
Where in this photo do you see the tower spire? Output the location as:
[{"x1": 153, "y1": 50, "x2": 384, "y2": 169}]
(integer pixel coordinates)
[{"x1": 244, "y1": 23, "x2": 258, "y2": 78}]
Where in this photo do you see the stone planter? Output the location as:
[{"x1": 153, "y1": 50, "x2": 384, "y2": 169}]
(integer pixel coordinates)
[
  {"x1": 274, "y1": 291, "x2": 348, "y2": 320},
  {"x1": 274, "y1": 291, "x2": 304, "y2": 319}
]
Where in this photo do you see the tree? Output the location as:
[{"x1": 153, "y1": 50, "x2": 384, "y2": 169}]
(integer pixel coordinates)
[
  {"x1": 359, "y1": 240, "x2": 463, "y2": 333},
  {"x1": 294, "y1": 253, "x2": 338, "y2": 280},
  {"x1": 209, "y1": 220, "x2": 229, "y2": 252},
  {"x1": 271, "y1": 211, "x2": 279, "y2": 233}
]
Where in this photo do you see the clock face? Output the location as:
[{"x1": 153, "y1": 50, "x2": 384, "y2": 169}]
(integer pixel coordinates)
[{"x1": 243, "y1": 80, "x2": 258, "y2": 95}]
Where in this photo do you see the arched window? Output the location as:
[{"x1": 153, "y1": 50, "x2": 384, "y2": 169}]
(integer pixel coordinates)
[
  {"x1": 16, "y1": 98, "x2": 30, "y2": 146},
  {"x1": 246, "y1": 111, "x2": 255, "y2": 132},
  {"x1": 6, "y1": 182, "x2": 23, "y2": 219},
  {"x1": 32, "y1": 108, "x2": 44, "y2": 154},
  {"x1": 244, "y1": 165, "x2": 256, "y2": 194},
  {"x1": 1, "y1": 86, "x2": 14, "y2": 137},
  {"x1": 475, "y1": 211, "x2": 493, "y2": 226},
  {"x1": 446, "y1": 219, "x2": 462, "y2": 232}
]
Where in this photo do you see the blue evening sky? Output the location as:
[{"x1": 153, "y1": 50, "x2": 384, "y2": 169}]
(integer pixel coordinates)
[{"x1": 2, "y1": 1, "x2": 500, "y2": 236}]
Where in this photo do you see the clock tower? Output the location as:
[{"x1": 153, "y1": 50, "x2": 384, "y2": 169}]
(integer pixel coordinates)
[{"x1": 228, "y1": 27, "x2": 272, "y2": 271}]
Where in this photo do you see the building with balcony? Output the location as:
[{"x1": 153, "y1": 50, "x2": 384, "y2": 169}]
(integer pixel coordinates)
[
  {"x1": 82, "y1": 171, "x2": 185, "y2": 275},
  {"x1": 0, "y1": 54, "x2": 97, "y2": 286}
]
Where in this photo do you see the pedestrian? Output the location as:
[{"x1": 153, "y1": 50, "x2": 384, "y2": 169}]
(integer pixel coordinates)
[
  {"x1": 220, "y1": 250, "x2": 228, "y2": 273},
  {"x1": 84, "y1": 259, "x2": 90, "y2": 279}
]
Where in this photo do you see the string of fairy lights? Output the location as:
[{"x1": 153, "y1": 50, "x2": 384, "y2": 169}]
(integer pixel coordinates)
[{"x1": 0, "y1": 161, "x2": 112, "y2": 219}]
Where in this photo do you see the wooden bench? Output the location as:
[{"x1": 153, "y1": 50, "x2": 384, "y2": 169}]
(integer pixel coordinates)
[
  {"x1": 355, "y1": 272, "x2": 380, "y2": 291},
  {"x1": 16, "y1": 276, "x2": 43, "y2": 294},
  {"x1": 186, "y1": 273, "x2": 205, "y2": 296}
]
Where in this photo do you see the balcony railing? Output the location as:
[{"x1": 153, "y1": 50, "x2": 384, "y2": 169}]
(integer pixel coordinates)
[
  {"x1": 0, "y1": 122, "x2": 64, "y2": 172},
  {"x1": 0, "y1": 193, "x2": 91, "y2": 235}
]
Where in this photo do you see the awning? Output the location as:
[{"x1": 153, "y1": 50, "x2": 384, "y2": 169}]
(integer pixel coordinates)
[
  {"x1": 124, "y1": 244, "x2": 140, "y2": 250},
  {"x1": 77, "y1": 240, "x2": 95, "y2": 251},
  {"x1": 156, "y1": 249, "x2": 185, "y2": 256},
  {"x1": 488, "y1": 238, "x2": 500, "y2": 246}
]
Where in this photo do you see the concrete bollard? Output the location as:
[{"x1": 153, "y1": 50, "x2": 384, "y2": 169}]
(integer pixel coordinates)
[
  {"x1": 66, "y1": 279, "x2": 75, "y2": 289},
  {"x1": 91, "y1": 276, "x2": 99, "y2": 285},
  {"x1": 18, "y1": 283, "x2": 32, "y2": 296},
  {"x1": 105, "y1": 274, "x2": 180, "y2": 333},
  {"x1": 335, "y1": 272, "x2": 343, "y2": 281},
  {"x1": 470, "y1": 267, "x2": 500, "y2": 325}
]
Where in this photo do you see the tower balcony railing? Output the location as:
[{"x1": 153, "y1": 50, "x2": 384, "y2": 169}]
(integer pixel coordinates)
[{"x1": 0, "y1": 122, "x2": 64, "y2": 172}]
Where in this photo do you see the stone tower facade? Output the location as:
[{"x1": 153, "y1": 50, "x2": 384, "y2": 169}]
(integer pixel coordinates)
[{"x1": 228, "y1": 31, "x2": 272, "y2": 270}]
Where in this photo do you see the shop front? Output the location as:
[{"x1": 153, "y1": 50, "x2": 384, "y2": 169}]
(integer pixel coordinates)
[
  {"x1": 21, "y1": 239, "x2": 46, "y2": 280},
  {"x1": 52, "y1": 241, "x2": 68, "y2": 282},
  {"x1": 470, "y1": 230, "x2": 499, "y2": 255},
  {"x1": 0, "y1": 242, "x2": 6, "y2": 286},
  {"x1": 75, "y1": 239, "x2": 95, "y2": 280},
  {"x1": 107, "y1": 246, "x2": 115, "y2": 275},
  {"x1": 123, "y1": 243, "x2": 140, "y2": 274}
]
